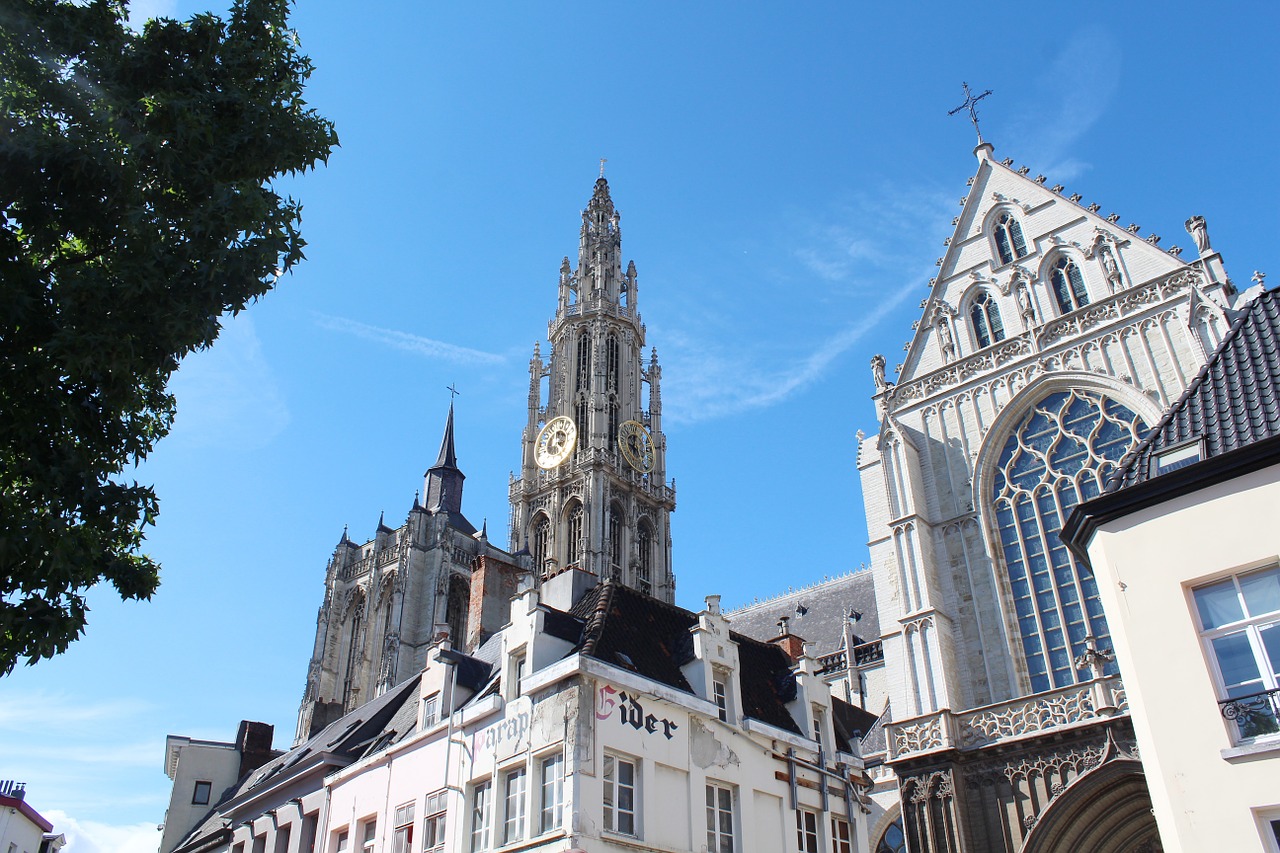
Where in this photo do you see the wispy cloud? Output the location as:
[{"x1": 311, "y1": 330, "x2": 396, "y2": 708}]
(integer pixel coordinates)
[
  {"x1": 0, "y1": 690, "x2": 152, "y2": 729},
  {"x1": 660, "y1": 183, "x2": 951, "y2": 425},
  {"x1": 1007, "y1": 27, "x2": 1121, "y2": 182},
  {"x1": 44, "y1": 811, "x2": 161, "y2": 853},
  {"x1": 315, "y1": 314, "x2": 506, "y2": 365},
  {"x1": 168, "y1": 314, "x2": 290, "y2": 450}
]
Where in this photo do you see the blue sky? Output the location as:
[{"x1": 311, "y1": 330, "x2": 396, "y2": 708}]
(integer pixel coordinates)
[{"x1": 3, "y1": 2, "x2": 1278, "y2": 849}]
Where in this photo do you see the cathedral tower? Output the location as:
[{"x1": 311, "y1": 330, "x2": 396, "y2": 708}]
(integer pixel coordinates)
[
  {"x1": 295, "y1": 406, "x2": 515, "y2": 745},
  {"x1": 509, "y1": 177, "x2": 676, "y2": 602}
]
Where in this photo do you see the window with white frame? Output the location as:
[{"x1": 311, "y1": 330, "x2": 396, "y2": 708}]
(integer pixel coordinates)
[
  {"x1": 510, "y1": 652, "x2": 526, "y2": 699},
  {"x1": 334, "y1": 830, "x2": 349, "y2": 853},
  {"x1": 539, "y1": 752, "x2": 564, "y2": 834},
  {"x1": 712, "y1": 673, "x2": 729, "y2": 722},
  {"x1": 470, "y1": 780, "x2": 493, "y2": 851},
  {"x1": 812, "y1": 707, "x2": 827, "y2": 751},
  {"x1": 503, "y1": 766, "x2": 527, "y2": 844},
  {"x1": 992, "y1": 210, "x2": 1028, "y2": 265},
  {"x1": 1193, "y1": 566, "x2": 1280, "y2": 741},
  {"x1": 392, "y1": 802, "x2": 414, "y2": 853},
  {"x1": 796, "y1": 809, "x2": 819, "y2": 853},
  {"x1": 830, "y1": 817, "x2": 852, "y2": 853},
  {"x1": 422, "y1": 693, "x2": 439, "y2": 728},
  {"x1": 603, "y1": 753, "x2": 638, "y2": 836},
  {"x1": 360, "y1": 819, "x2": 376, "y2": 853},
  {"x1": 423, "y1": 789, "x2": 447, "y2": 852},
  {"x1": 705, "y1": 782, "x2": 735, "y2": 853}
]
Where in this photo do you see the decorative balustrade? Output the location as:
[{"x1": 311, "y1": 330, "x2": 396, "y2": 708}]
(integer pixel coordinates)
[
  {"x1": 1220, "y1": 687, "x2": 1280, "y2": 741},
  {"x1": 816, "y1": 640, "x2": 884, "y2": 675},
  {"x1": 886, "y1": 675, "x2": 1127, "y2": 760},
  {"x1": 510, "y1": 448, "x2": 675, "y2": 504}
]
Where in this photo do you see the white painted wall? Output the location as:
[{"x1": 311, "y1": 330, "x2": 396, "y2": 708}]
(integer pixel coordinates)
[{"x1": 1085, "y1": 462, "x2": 1280, "y2": 852}]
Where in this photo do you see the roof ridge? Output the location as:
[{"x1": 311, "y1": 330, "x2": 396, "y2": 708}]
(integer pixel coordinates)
[
  {"x1": 725, "y1": 568, "x2": 871, "y2": 614},
  {"x1": 578, "y1": 579, "x2": 616, "y2": 657}
]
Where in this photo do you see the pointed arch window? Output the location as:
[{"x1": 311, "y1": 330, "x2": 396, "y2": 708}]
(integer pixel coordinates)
[
  {"x1": 565, "y1": 502, "x2": 584, "y2": 568},
  {"x1": 1050, "y1": 255, "x2": 1089, "y2": 313},
  {"x1": 993, "y1": 211, "x2": 1028, "y2": 265},
  {"x1": 531, "y1": 515, "x2": 551, "y2": 576},
  {"x1": 970, "y1": 291, "x2": 1005, "y2": 348},
  {"x1": 608, "y1": 503, "x2": 624, "y2": 574},
  {"x1": 576, "y1": 331, "x2": 592, "y2": 392},
  {"x1": 606, "y1": 334, "x2": 620, "y2": 392},
  {"x1": 992, "y1": 390, "x2": 1147, "y2": 692},
  {"x1": 343, "y1": 604, "x2": 363, "y2": 706},
  {"x1": 635, "y1": 520, "x2": 653, "y2": 596},
  {"x1": 607, "y1": 395, "x2": 619, "y2": 446},
  {"x1": 575, "y1": 396, "x2": 590, "y2": 454}
]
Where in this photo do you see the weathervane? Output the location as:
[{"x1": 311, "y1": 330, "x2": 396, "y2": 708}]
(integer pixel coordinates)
[
  {"x1": 599, "y1": 158, "x2": 607, "y2": 178},
  {"x1": 949, "y1": 82, "x2": 993, "y2": 144},
  {"x1": 446, "y1": 383, "x2": 460, "y2": 401}
]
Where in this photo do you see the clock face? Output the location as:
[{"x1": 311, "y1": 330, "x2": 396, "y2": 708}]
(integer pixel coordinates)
[
  {"x1": 617, "y1": 420, "x2": 655, "y2": 473},
  {"x1": 535, "y1": 416, "x2": 577, "y2": 469}
]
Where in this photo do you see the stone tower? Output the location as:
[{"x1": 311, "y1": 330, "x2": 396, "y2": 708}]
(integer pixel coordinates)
[
  {"x1": 294, "y1": 405, "x2": 517, "y2": 745},
  {"x1": 509, "y1": 177, "x2": 677, "y2": 602}
]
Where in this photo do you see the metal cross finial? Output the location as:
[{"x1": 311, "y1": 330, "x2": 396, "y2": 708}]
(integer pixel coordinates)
[
  {"x1": 949, "y1": 82, "x2": 993, "y2": 144},
  {"x1": 446, "y1": 383, "x2": 460, "y2": 401},
  {"x1": 599, "y1": 158, "x2": 607, "y2": 178}
]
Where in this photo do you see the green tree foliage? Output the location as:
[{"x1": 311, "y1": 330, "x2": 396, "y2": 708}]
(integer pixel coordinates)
[{"x1": 0, "y1": 0, "x2": 338, "y2": 673}]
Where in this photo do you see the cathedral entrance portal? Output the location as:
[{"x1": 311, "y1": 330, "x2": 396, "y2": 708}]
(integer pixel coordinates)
[{"x1": 1020, "y1": 759, "x2": 1161, "y2": 853}]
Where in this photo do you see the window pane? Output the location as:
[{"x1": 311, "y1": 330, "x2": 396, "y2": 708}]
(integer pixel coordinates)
[
  {"x1": 1260, "y1": 623, "x2": 1280, "y2": 678},
  {"x1": 1195, "y1": 580, "x2": 1245, "y2": 630},
  {"x1": 1212, "y1": 632, "x2": 1264, "y2": 693},
  {"x1": 1241, "y1": 569, "x2": 1280, "y2": 618}
]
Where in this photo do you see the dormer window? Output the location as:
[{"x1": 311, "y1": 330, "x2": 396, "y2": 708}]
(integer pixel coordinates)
[
  {"x1": 970, "y1": 291, "x2": 1005, "y2": 348},
  {"x1": 993, "y1": 211, "x2": 1027, "y2": 265},
  {"x1": 1050, "y1": 255, "x2": 1090, "y2": 313},
  {"x1": 712, "y1": 670, "x2": 729, "y2": 722}
]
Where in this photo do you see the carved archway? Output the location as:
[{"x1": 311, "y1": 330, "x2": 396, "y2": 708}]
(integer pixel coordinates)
[{"x1": 1021, "y1": 758, "x2": 1161, "y2": 853}]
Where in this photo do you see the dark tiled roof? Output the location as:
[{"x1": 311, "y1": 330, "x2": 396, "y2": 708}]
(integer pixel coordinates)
[
  {"x1": 831, "y1": 696, "x2": 880, "y2": 753},
  {"x1": 565, "y1": 580, "x2": 803, "y2": 735},
  {"x1": 171, "y1": 676, "x2": 422, "y2": 853},
  {"x1": 1110, "y1": 288, "x2": 1280, "y2": 490},
  {"x1": 727, "y1": 571, "x2": 879, "y2": 656},
  {"x1": 439, "y1": 647, "x2": 495, "y2": 693}
]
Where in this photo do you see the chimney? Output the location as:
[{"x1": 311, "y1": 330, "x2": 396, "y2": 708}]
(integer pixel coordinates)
[
  {"x1": 770, "y1": 616, "x2": 807, "y2": 661},
  {"x1": 236, "y1": 721, "x2": 274, "y2": 778},
  {"x1": 466, "y1": 555, "x2": 529, "y2": 652}
]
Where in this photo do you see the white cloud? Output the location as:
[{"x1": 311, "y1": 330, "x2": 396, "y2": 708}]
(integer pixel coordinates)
[
  {"x1": 1007, "y1": 27, "x2": 1121, "y2": 182},
  {"x1": 0, "y1": 690, "x2": 152, "y2": 729},
  {"x1": 660, "y1": 183, "x2": 950, "y2": 425},
  {"x1": 168, "y1": 313, "x2": 290, "y2": 450},
  {"x1": 43, "y1": 811, "x2": 160, "y2": 853},
  {"x1": 315, "y1": 313, "x2": 506, "y2": 365}
]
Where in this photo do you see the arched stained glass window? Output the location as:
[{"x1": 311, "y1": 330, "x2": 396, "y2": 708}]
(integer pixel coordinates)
[
  {"x1": 970, "y1": 291, "x2": 1005, "y2": 348},
  {"x1": 993, "y1": 212, "x2": 1027, "y2": 265},
  {"x1": 1050, "y1": 255, "x2": 1089, "y2": 313},
  {"x1": 608, "y1": 503, "x2": 624, "y2": 573},
  {"x1": 875, "y1": 819, "x2": 906, "y2": 853},
  {"x1": 576, "y1": 331, "x2": 592, "y2": 391},
  {"x1": 992, "y1": 390, "x2": 1147, "y2": 692}
]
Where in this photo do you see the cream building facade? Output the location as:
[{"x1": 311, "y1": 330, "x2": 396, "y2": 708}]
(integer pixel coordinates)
[
  {"x1": 1065, "y1": 288, "x2": 1280, "y2": 852},
  {"x1": 857, "y1": 141, "x2": 1237, "y2": 851}
]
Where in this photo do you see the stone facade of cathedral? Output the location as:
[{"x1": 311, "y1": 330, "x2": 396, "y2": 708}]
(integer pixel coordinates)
[
  {"x1": 508, "y1": 177, "x2": 677, "y2": 603},
  {"x1": 856, "y1": 141, "x2": 1237, "y2": 852},
  {"x1": 294, "y1": 408, "x2": 520, "y2": 746}
]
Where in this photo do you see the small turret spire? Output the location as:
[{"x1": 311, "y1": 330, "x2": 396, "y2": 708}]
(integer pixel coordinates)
[{"x1": 424, "y1": 402, "x2": 465, "y2": 515}]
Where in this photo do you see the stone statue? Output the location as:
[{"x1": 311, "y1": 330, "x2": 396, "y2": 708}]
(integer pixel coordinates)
[
  {"x1": 1016, "y1": 279, "x2": 1036, "y2": 323},
  {"x1": 871, "y1": 354, "x2": 887, "y2": 391},
  {"x1": 1100, "y1": 246, "x2": 1123, "y2": 292},
  {"x1": 1185, "y1": 216, "x2": 1211, "y2": 255},
  {"x1": 937, "y1": 318, "x2": 955, "y2": 359}
]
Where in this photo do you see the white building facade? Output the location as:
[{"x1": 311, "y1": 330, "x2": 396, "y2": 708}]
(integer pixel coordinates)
[{"x1": 857, "y1": 141, "x2": 1237, "y2": 851}]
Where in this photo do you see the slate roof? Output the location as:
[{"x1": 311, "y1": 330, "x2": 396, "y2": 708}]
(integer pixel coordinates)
[
  {"x1": 1109, "y1": 288, "x2": 1280, "y2": 490},
  {"x1": 171, "y1": 675, "x2": 423, "y2": 853},
  {"x1": 568, "y1": 579, "x2": 804, "y2": 735},
  {"x1": 726, "y1": 571, "x2": 879, "y2": 657}
]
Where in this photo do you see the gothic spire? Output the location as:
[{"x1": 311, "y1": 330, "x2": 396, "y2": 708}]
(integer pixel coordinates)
[{"x1": 424, "y1": 403, "x2": 465, "y2": 514}]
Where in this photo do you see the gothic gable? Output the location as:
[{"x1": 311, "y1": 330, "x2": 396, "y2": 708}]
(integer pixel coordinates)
[{"x1": 893, "y1": 144, "x2": 1196, "y2": 391}]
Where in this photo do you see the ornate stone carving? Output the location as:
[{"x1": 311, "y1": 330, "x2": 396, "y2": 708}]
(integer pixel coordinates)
[
  {"x1": 1185, "y1": 215, "x2": 1211, "y2": 254},
  {"x1": 891, "y1": 714, "x2": 944, "y2": 755}
]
